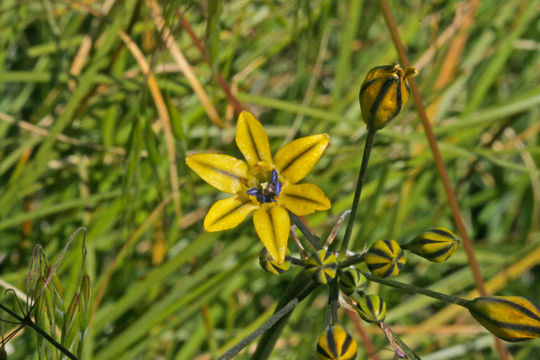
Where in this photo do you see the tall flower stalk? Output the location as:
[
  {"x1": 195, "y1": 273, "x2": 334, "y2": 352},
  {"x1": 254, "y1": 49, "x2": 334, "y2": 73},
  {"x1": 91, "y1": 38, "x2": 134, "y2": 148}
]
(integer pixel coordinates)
[
  {"x1": 339, "y1": 64, "x2": 417, "y2": 255},
  {"x1": 187, "y1": 65, "x2": 540, "y2": 360}
]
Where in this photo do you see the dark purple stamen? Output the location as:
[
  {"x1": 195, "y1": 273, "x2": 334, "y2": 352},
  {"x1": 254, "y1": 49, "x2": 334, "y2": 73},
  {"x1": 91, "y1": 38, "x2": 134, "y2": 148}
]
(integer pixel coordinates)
[
  {"x1": 274, "y1": 180, "x2": 282, "y2": 197},
  {"x1": 271, "y1": 169, "x2": 278, "y2": 182},
  {"x1": 247, "y1": 170, "x2": 282, "y2": 204}
]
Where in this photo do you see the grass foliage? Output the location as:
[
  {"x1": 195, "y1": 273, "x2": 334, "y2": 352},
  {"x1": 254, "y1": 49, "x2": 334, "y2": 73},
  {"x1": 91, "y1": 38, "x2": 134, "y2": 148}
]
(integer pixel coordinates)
[{"x1": 1, "y1": 0, "x2": 540, "y2": 359}]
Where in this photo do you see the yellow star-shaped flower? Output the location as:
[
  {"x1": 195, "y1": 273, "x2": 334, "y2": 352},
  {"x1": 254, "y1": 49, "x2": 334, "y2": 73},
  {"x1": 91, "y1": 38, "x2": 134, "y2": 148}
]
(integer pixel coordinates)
[{"x1": 186, "y1": 111, "x2": 331, "y2": 263}]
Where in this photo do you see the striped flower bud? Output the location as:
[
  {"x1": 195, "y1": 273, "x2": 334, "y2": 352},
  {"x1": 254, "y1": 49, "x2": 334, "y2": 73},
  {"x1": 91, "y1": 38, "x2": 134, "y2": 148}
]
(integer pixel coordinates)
[
  {"x1": 467, "y1": 296, "x2": 540, "y2": 342},
  {"x1": 316, "y1": 323, "x2": 358, "y2": 360},
  {"x1": 305, "y1": 249, "x2": 338, "y2": 285},
  {"x1": 364, "y1": 239, "x2": 406, "y2": 278},
  {"x1": 338, "y1": 267, "x2": 368, "y2": 297},
  {"x1": 259, "y1": 247, "x2": 291, "y2": 275},
  {"x1": 405, "y1": 227, "x2": 460, "y2": 263},
  {"x1": 356, "y1": 295, "x2": 386, "y2": 323},
  {"x1": 359, "y1": 64, "x2": 417, "y2": 130}
]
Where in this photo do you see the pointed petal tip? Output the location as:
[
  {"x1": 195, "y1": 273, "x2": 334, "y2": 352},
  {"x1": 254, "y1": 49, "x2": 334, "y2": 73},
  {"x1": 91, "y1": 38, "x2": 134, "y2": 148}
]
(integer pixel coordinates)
[
  {"x1": 274, "y1": 134, "x2": 330, "y2": 184},
  {"x1": 235, "y1": 111, "x2": 272, "y2": 167}
]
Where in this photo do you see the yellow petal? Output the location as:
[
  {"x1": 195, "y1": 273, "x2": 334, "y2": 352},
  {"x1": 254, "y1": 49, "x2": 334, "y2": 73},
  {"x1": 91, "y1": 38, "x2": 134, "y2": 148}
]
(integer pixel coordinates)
[
  {"x1": 253, "y1": 206, "x2": 290, "y2": 264},
  {"x1": 204, "y1": 195, "x2": 258, "y2": 232},
  {"x1": 274, "y1": 134, "x2": 329, "y2": 184},
  {"x1": 280, "y1": 183, "x2": 331, "y2": 216},
  {"x1": 186, "y1": 153, "x2": 249, "y2": 194},
  {"x1": 235, "y1": 111, "x2": 272, "y2": 168}
]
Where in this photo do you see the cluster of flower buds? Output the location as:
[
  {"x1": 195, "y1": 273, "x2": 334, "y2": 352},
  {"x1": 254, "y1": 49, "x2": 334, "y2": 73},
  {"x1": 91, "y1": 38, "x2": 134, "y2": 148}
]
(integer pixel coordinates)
[
  {"x1": 256, "y1": 226, "x2": 462, "y2": 358},
  {"x1": 362, "y1": 227, "x2": 461, "y2": 279}
]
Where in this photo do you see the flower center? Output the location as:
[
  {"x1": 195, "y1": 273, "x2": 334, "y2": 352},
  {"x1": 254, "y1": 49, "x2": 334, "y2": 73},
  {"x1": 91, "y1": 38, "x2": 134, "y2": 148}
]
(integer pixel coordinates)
[{"x1": 247, "y1": 169, "x2": 282, "y2": 204}]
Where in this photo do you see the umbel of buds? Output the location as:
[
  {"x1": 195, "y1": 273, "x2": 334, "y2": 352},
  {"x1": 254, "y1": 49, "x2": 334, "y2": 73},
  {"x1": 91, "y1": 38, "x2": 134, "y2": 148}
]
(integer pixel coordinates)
[
  {"x1": 359, "y1": 64, "x2": 417, "y2": 130},
  {"x1": 467, "y1": 296, "x2": 540, "y2": 342}
]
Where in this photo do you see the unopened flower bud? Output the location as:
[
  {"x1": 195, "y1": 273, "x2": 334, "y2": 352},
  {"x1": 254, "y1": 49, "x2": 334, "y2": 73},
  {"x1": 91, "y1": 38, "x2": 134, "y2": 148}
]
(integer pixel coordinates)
[
  {"x1": 467, "y1": 296, "x2": 540, "y2": 342},
  {"x1": 405, "y1": 227, "x2": 460, "y2": 263},
  {"x1": 316, "y1": 323, "x2": 357, "y2": 360},
  {"x1": 305, "y1": 249, "x2": 338, "y2": 285},
  {"x1": 338, "y1": 267, "x2": 368, "y2": 298},
  {"x1": 359, "y1": 64, "x2": 417, "y2": 130},
  {"x1": 365, "y1": 239, "x2": 406, "y2": 278},
  {"x1": 356, "y1": 295, "x2": 386, "y2": 323},
  {"x1": 259, "y1": 247, "x2": 291, "y2": 275}
]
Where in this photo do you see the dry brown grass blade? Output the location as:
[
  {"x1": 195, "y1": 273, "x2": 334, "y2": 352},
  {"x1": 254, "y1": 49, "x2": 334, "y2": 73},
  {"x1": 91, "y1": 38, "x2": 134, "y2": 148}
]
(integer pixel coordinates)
[
  {"x1": 177, "y1": 10, "x2": 245, "y2": 116},
  {"x1": 376, "y1": 1, "x2": 509, "y2": 358},
  {"x1": 413, "y1": 3, "x2": 467, "y2": 71},
  {"x1": 433, "y1": 0, "x2": 480, "y2": 90},
  {"x1": 117, "y1": 29, "x2": 182, "y2": 223},
  {"x1": 424, "y1": 0, "x2": 481, "y2": 123},
  {"x1": 146, "y1": 0, "x2": 225, "y2": 129},
  {"x1": 68, "y1": 0, "x2": 117, "y2": 91},
  {"x1": 0, "y1": 112, "x2": 126, "y2": 156}
]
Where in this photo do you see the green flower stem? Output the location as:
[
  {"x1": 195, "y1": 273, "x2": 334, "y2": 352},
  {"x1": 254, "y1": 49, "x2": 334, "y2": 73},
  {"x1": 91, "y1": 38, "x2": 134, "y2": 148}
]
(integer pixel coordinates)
[
  {"x1": 328, "y1": 280, "x2": 339, "y2": 325},
  {"x1": 0, "y1": 303, "x2": 78, "y2": 360},
  {"x1": 219, "y1": 279, "x2": 319, "y2": 360},
  {"x1": 288, "y1": 257, "x2": 305, "y2": 267},
  {"x1": 388, "y1": 327, "x2": 421, "y2": 360},
  {"x1": 339, "y1": 128, "x2": 377, "y2": 254},
  {"x1": 362, "y1": 272, "x2": 470, "y2": 308},
  {"x1": 289, "y1": 212, "x2": 322, "y2": 250},
  {"x1": 338, "y1": 252, "x2": 366, "y2": 268}
]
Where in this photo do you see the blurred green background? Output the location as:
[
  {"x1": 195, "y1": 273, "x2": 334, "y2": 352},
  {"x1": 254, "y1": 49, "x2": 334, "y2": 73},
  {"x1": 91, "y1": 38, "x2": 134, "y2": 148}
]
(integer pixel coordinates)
[{"x1": 1, "y1": 0, "x2": 539, "y2": 359}]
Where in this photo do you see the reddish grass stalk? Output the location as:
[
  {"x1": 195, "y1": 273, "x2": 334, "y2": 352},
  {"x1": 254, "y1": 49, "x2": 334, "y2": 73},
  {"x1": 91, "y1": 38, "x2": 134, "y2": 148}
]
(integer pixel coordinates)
[
  {"x1": 376, "y1": 0, "x2": 509, "y2": 358},
  {"x1": 177, "y1": 10, "x2": 245, "y2": 115}
]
